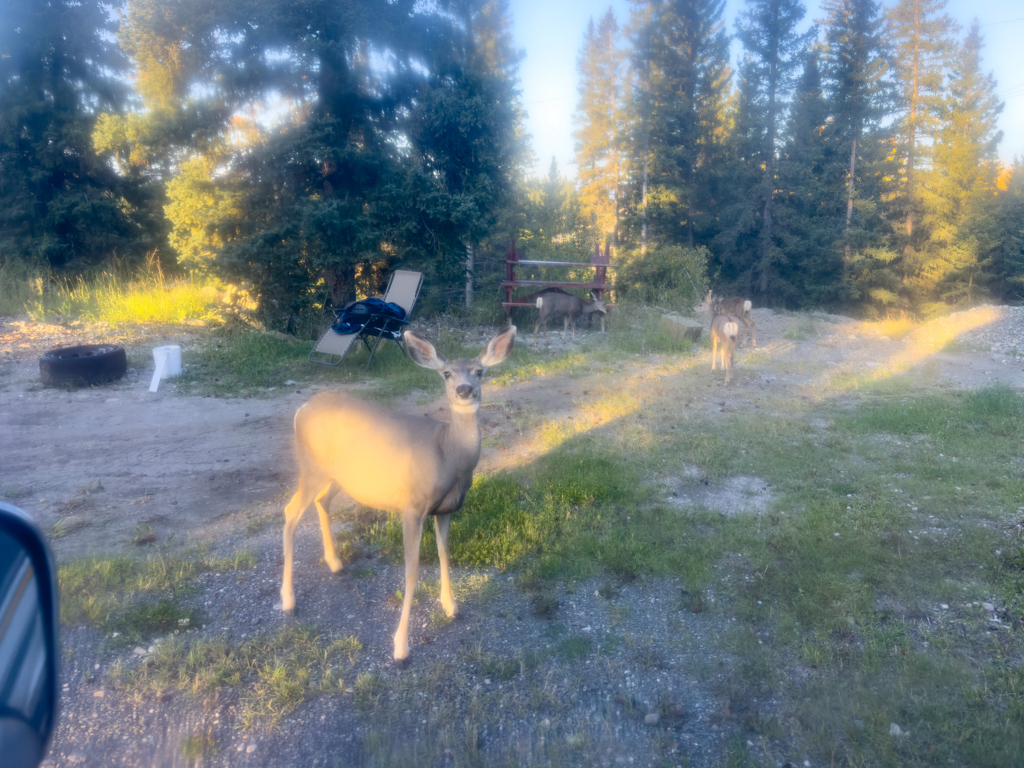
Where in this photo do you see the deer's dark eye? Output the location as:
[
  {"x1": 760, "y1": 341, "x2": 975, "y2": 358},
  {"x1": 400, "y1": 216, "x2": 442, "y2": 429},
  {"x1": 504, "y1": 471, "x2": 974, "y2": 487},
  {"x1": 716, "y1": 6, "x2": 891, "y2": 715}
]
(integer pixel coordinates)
[
  {"x1": 474, "y1": 369, "x2": 483, "y2": 378},
  {"x1": 443, "y1": 371, "x2": 452, "y2": 380}
]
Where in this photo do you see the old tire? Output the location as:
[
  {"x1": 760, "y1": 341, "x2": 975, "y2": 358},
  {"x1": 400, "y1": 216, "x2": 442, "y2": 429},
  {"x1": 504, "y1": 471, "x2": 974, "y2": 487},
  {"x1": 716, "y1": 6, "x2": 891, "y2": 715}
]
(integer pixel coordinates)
[{"x1": 39, "y1": 344, "x2": 127, "y2": 388}]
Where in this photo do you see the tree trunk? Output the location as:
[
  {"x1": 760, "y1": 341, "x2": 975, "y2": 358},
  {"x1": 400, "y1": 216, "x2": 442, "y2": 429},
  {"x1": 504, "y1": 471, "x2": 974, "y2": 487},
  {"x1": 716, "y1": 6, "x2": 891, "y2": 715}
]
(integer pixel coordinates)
[
  {"x1": 465, "y1": 243, "x2": 474, "y2": 310},
  {"x1": 906, "y1": 12, "x2": 919, "y2": 245},
  {"x1": 759, "y1": 40, "x2": 779, "y2": 294},
  {"x1": 844, "y1": 134, "x2": 858, "y2": 282},
  {"x1": 640, "y1": 55, "x2": 650, "y2": 255}
]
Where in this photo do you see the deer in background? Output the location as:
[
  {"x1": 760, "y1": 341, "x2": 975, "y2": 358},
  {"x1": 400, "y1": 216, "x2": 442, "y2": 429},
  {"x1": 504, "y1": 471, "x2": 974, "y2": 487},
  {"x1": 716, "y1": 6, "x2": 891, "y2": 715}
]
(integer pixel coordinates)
[
  {"x1": 532, "y1": 290, "x2": 607, "y2": 348},
  {"x1": 280, "y1": 326, "x2": 516, "y2": 667},
  {"x1": 704, "y1": 290, "x2": 756, "y2": 348},
  {"x1": 709, "y1": 299, "x2": 739, "y2": 384}
]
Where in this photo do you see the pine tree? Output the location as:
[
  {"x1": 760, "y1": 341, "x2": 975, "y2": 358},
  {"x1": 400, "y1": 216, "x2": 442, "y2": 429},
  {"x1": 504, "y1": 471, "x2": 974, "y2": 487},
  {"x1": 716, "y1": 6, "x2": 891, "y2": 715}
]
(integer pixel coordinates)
[
  {"x1": 628, "y1": 0, "x2": 731, "y2": 249},
  {"x1": 0, "y1": 0, "x2": 155, "y2": 267},
  {"x1": 978, "y1": 162, "x2": 1024, "y2": 303},
  {"x1": 712, "y1": 58, "x2": 767, "y2": 295},
  {"x1": 573, "y1": 9, "x2": 625, "y2": 244},
  {"x1": 886, "y1": 0, "x2": 957, "y2": 250},
  {"x1": 820, "y1": 0, "x2": 895, "y2": 308},
  {"x1": 731, "y1": 0, "x2": 816, "y2": 300},
  {"x1": 403, "y1": 0, "x2": 527, "y2": 308},
  {"x1": 919, "y1": 20, "x2": 1004, "y2": 309},
  {"x1": 89, "y1": 0, "x2": 527, "y2": 320},
  {"x1": 773, "y1": 50, "x2": 846, "y2": 305}
]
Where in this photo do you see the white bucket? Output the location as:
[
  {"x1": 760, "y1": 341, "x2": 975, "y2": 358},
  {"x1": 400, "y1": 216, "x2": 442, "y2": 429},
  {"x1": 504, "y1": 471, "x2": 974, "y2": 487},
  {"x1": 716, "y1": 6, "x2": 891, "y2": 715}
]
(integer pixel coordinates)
[{"x1": 149, "y1": 345, "x2": 182, "y2": 392}]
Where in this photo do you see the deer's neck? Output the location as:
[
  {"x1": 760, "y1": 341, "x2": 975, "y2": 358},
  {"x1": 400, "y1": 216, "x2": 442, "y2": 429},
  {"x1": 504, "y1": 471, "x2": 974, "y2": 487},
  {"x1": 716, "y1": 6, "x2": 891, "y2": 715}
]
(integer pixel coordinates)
[{"x1": 443, "y1": 405, "x2": 482, "y2": 469}]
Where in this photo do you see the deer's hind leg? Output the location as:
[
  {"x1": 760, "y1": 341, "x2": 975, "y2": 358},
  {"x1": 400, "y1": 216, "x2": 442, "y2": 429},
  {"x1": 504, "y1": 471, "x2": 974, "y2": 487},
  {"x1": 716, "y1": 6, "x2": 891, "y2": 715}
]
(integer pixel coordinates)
[
  {"x1": 533, "y1": 314, "x2": 548, "y2": 348},
  {"x1": 281, "y1": 476, "x2": 325, "y2": 616},
  {"x1": 434, "y1": 514, "x2": 457, "y2": 618},
  {"x1": 314, "y1": 483, "x2": 342, "y2": 574}
]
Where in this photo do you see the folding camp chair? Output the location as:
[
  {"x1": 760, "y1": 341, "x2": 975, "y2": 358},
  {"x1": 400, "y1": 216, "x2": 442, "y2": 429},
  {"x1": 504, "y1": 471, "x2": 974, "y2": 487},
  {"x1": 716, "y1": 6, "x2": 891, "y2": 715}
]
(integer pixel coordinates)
[{"x1": 309, "y1": 270, "x2": 424, "y2": 367}]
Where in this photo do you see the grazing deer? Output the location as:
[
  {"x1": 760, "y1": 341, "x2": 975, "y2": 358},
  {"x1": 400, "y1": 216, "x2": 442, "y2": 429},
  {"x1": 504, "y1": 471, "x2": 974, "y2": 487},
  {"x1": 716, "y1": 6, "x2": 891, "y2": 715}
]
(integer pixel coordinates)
[
  {"x1": 532, "y1": 290, "x2": 607, "y2": 348},
  {"x1": 280, "y1": 326, "x2": 516, "y2": 666},
  {"x1": 704, "y1": 290, "x2": 756, "y2": 348},
  {"x1": 709, "y1": 300, "x2": 738, "y2": 384}
]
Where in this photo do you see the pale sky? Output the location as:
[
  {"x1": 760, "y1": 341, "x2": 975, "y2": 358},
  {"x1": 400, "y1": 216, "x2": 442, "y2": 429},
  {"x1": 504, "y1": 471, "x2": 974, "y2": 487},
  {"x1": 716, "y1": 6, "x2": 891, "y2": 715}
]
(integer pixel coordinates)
[{"x1": 510, "y1": 0, "x2": 1024, "y2": 179}]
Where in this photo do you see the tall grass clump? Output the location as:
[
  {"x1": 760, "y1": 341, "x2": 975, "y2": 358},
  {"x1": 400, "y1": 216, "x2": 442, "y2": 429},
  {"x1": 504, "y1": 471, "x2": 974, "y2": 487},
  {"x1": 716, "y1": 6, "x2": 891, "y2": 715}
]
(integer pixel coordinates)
[
  {"x1": 28, "y1": 265, "x2": 221, "y2": 326},
  {"x1": 0, "y1": 256, "x2": 45, "y2": 316},
  {"x1": 862, "y1": 310, "x2": 919, "y2": 340}
]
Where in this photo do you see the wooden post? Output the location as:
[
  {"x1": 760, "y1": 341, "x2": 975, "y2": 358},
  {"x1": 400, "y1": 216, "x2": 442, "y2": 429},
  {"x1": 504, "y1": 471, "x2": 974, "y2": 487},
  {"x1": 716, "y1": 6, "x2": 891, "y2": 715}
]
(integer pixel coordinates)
[
  {"x1": 592, "y1": 241, "x2": 610, "y2": 333},
  {"x1": 504, "y1": 238, "x2": 518, "y2": 317}
]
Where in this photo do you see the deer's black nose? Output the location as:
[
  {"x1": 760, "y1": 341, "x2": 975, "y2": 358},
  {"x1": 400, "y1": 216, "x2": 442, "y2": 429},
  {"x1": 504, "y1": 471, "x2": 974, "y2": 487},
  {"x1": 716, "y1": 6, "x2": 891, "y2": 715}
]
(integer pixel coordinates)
[{"x1": 456, "y1": 384, "x2": 474, "y2": 399}]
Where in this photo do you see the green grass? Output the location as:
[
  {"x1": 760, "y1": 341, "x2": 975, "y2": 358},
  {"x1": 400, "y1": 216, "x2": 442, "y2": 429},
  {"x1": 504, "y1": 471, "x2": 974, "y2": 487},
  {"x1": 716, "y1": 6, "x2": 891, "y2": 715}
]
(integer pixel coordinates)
[
  {"x1": 175, "y1": 324, "x2": 593, "y2": 400},
  {"x1": 179, "y1": 732, "x2": 218, "y2": 766},
  {"x1": 358, "y1": 382, "x2": 1024, "y2": 766},
  {"x1": 58, "y1": 547, "x2": 257, "y2": 643},
  {"x1": 111, "y1": 625, "x2": 361, "y2": 731},
  {"x1": 603, "y1": 303, "x2": 699, "y2": 356}
]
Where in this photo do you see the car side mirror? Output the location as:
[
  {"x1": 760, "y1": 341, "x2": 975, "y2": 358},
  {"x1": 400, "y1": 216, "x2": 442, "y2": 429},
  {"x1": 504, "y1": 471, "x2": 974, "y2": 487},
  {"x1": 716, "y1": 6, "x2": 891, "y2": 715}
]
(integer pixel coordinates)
[{"x1": 0, "y1": 502, "x2": 59, "y2": 768}]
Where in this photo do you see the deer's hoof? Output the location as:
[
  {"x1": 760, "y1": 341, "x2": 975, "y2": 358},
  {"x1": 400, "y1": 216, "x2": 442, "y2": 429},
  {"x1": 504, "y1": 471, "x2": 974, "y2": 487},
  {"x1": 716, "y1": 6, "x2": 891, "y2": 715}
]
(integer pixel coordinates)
[
  {"x1": 282, "y1": 604, "x2": 297, "y2": 618},
  {"x1": 327, "y1": 558, "x2": 343, "y2": 574},
  {"x1": 394, "y1": 656, "x2": 411, "y2": 670}
]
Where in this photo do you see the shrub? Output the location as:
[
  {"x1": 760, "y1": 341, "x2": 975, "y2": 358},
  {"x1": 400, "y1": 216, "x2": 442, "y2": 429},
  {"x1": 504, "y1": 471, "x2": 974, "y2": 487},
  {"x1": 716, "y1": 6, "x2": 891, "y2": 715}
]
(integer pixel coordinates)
[{"x1": 615, "y1": 244, "x2": 710, "y2": 311}]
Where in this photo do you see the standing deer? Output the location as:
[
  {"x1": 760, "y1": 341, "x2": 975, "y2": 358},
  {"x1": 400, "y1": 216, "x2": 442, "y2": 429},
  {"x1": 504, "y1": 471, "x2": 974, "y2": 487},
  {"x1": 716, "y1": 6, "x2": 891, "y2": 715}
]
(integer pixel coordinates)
[
  {"x1": 709, "y1": 300, "x2": 739, "y2": 384},
  {"x1": 704, "y1": 290, "x2": 756, "y2": 348},
  {"x1": 532, "y1": 290, "x2": 607, "y2": 348},
  {"x1": 280, "y1": 326, "x2": 516, "y2": 666}
]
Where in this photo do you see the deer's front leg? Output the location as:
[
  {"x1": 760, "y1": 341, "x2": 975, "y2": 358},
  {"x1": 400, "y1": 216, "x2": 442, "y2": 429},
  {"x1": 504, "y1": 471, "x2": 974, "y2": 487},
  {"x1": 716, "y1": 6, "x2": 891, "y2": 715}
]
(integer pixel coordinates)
[
  {"x1": 434, "y1": 514, "x2": 457, "y2": 618},
  {"x1": 394, "y1": 512, "x2": 425, "y2": 666}
]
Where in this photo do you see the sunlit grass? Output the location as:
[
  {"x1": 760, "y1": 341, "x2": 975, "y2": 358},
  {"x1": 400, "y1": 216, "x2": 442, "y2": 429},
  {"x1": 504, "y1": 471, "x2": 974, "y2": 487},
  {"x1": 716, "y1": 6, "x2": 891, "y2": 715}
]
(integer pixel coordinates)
[
  {"x1": 862, "y1": 311, "x2": 919, "y2": 341},
  {"x1": 27, "y1": 270, "x2": 222, "y2": 326},
  {"x1": 0, "y1": 255, "x2": 226, "y2": 326},
  {"x1": 814, "y1": 305, "x2": 1004, "y2": 396}
]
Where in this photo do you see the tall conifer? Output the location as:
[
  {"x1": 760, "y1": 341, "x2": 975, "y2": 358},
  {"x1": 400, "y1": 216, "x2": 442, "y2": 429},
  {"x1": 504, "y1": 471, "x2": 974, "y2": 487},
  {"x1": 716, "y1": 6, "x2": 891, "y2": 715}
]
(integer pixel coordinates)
[
  {"x1": 733, "y1": 0, "x2": 816, "y2": 299},
  {"x1": 629, "y1": 0, "x2": 731, "y2": 248},
  {"x1": 0, "y1": 0, "x2": 155, "y2": 266},
  {"x1": 886, "y1": 0, "x2": 957, "y2": 250},
  {"x1": 919, "y1": 20, "x2": 1004, "y2": 307},
  {"x1": 820, "y1": 0, "x2": 893, "y2": 305},
  {"x1": 573, "y1": 9, "x2": 625, "y2": 244}
]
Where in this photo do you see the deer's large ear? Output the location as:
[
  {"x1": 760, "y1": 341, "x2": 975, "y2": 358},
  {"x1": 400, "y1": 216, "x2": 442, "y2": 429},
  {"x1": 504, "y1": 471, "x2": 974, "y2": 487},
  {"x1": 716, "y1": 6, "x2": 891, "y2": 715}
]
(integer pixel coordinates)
[
  {"x1": 478, "y1": 325, "x2": 516, "y2": 367},
  {"x1": 404, "y1": 331, "x2": 447, "y2": 371}
]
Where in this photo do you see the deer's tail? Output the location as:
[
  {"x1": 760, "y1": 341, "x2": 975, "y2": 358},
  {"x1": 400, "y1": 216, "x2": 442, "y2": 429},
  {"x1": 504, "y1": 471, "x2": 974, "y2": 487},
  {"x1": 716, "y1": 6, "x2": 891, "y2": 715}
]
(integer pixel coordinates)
[{"x1": 536, "y1": 297, "x2": 544, "y2": 309}]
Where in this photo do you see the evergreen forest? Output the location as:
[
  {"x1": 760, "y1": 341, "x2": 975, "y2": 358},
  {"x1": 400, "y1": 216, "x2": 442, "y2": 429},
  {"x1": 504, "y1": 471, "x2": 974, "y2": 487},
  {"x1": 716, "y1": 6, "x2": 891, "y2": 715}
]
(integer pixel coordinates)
[{"x1": 2, "y1": 0, "x2": 1022, "y2": 328}]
